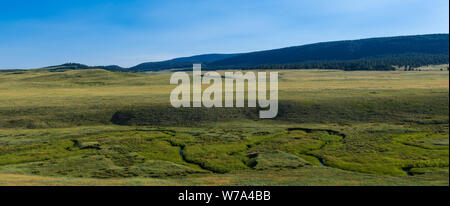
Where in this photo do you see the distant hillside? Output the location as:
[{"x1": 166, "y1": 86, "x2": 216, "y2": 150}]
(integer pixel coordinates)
[
  {"x1": 207, "y1": 34, "x2": 449, "y2": 70},
  {"x1": 32, "y1": 34, "x2": 449, "y2": 72},
  {"x1": 128, "y1": 34, "x2": 448, "y2": 71},
  {"x1": 39, "y1": 63, "x2": 124, "y2": 72},
  {"x1": 128, "y1": 53, "x2": 239, "y2": 72}
]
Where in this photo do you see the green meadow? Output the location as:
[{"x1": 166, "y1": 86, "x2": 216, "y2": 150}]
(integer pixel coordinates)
[{"x1": 0, "y1": 67, "x2": 448, "y2": 185}]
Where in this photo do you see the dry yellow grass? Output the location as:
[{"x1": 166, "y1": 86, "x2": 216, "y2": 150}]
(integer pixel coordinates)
[{"x1": 1, "y1": 69, "x2": 447, "y2": 107}]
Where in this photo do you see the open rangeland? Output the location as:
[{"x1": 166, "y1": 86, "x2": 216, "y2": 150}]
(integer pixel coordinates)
[{"x1": 0, "y1": 68, "x2": 448, "y2": 185}]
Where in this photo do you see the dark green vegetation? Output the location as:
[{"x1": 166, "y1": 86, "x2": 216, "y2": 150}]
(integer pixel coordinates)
[
  {"x1": 0, "y1": 68, "x2": 448, "y2": 185},
  {"x1": 26, "y1": 34, "x2": 449, "y2": 72},
  {"x1": 40, "y1": 63, "x2": 124, "y2": 72},
  {"x1": 111, "y1": 93, "x2": 448, "y2": 126},
  {"x1": 130, "y1": 34, "x2": 449, "y2": 71},
  {"x1": 129, "y1": 53, "x2": 240, "y2": 71},
  {"x1": 207, "y1": 34, "x2": 449, "y2": 70}
]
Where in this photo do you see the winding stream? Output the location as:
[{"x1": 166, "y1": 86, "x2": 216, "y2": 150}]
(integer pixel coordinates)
[
  {"x1": 286, "y1": 127, "x2": 346, "y2": 139},
  {"x1": 318, "y1": 158, "x2": 325, "y2": 166},
  {"x1": 286, "y1": 128, "x2": 345, "y2": 167},
  {"x1": 157, "y1": 128, "x2": 415, "y2": 176},
  {"x1": 403, "y1": 167, "x2": 413, "y2": 176}
]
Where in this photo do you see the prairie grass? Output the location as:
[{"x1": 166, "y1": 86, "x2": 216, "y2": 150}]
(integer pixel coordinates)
[{"x1": 0, "y1": 68, "x2": 448, "y2": 185}]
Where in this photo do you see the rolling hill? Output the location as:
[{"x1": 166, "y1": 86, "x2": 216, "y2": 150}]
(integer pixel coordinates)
[
  {"x1": 26, "y1": 34, "x2": 449, "y2": 72},
  {"x1": 128, "y1": 34, "x2": 449, "y2": 71},
  {"x1": 128, "y1": 53, "x2": 239, "y2": 71},
  {"x1": 209, "y1": 34, "x2": 449, "y2": 67}
]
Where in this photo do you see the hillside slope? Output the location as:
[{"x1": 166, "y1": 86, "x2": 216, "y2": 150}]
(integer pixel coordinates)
[
  {"x1": 207, "y1": 34, "x2": 449, "y2": 70},
  {"x1": 128, "y1": 53, "x2": 239, "y2": 71},
  {"x1": 26, "y1": 34, "x2": 449, "y2": 72}
]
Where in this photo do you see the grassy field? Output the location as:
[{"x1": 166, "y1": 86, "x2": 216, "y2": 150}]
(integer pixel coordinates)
[{"x1": 0, "y1": 67, "x2": 448, "y2": 185}]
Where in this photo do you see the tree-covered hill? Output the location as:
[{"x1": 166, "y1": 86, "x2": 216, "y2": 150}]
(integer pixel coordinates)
[
  {"x1": 128, "y1": 53, "x2": 239, "y2": 72},
  {"x1": 206, "y1": 34, "x2": 449, "y2": 70},
  {"x1": 26, "y1": 34, "x2": 449, "y2": 72}
]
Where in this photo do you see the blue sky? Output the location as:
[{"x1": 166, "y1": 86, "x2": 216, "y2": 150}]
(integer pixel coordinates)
[{"x1": 0, "y1": 0, "x2": 448, "y2": 69}]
